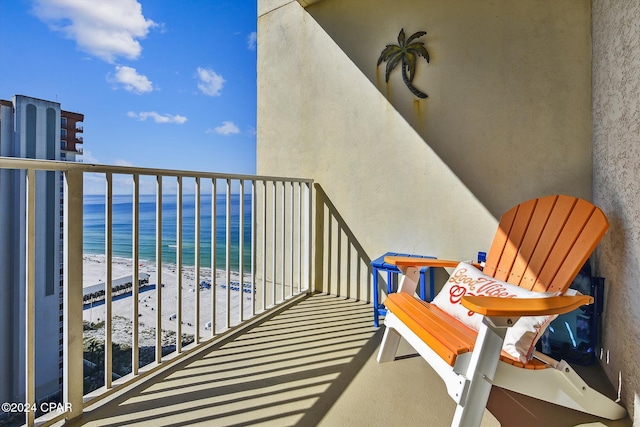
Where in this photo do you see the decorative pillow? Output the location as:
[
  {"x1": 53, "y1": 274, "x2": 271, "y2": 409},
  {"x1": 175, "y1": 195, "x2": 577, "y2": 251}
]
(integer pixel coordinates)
[{"x1": 432, "y1": 262, "x2": 558, "y2": 363}]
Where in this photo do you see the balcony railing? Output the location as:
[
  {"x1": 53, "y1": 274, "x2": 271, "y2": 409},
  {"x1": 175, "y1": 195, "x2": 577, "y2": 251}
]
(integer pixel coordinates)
[
  {"x1": 0, "y1": 157, "x2": 314, "y2": 426},
  {"x1": 60, "y1": 142, "x2": 83, "y2": 154}
]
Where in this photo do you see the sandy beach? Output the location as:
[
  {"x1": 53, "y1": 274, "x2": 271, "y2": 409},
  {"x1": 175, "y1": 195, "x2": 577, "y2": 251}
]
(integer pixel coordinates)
[{"x1": 82, "y1": 254, "x2": 254, "y2": 347}]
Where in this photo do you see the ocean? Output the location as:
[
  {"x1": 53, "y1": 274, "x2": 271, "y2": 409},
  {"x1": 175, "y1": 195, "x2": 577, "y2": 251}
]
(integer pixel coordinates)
[{"x1": 83, "y1": 193, "x2": 252, "y2": 270}]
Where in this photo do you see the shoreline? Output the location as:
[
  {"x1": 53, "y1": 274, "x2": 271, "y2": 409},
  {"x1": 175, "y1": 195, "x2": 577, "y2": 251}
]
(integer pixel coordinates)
[{"x1": 82, "y1": 254, "x2": 253, "y2": 347}]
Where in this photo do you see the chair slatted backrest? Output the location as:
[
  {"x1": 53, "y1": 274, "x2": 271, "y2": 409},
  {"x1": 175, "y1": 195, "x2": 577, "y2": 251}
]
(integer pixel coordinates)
[{"x1": 483, "y1": 195, "x2": 609, "y2": 293}]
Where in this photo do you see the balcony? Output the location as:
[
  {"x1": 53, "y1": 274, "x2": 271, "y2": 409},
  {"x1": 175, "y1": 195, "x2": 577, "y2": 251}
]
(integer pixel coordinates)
[
  {"x1": 60, "y1": 141, "x2": 83, "y2": 155},
  {"x1": 0, "y1": 158, "x2": 629, "y2": 427}
]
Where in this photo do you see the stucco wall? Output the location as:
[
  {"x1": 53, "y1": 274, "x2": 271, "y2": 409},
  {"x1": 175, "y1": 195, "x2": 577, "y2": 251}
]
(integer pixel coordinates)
[
  {"x1": 258, "y1": 0, "x2": 592, "y2": 297},
  {"x1": 592, "y1": 0, "x2": 640, "y2": 421},
  {"x1": 299, "y1": 0, "x2": 592, "y2": 218},
  {"x1": 258, "y1": 0, "x2": 497, "y2": 294}
]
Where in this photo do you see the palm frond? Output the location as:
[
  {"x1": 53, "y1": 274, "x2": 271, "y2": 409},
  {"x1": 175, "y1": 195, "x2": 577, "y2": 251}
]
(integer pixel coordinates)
[
  {"x1": 377, "y1": 45, "x2": 401, "y2": 66},
  {"x1": 406, "y1": 31, "x2": 426, "y2": 45},
  {"x1": 385, "y1": 54, "x2": 402, "y2": 82},
  {"x1": 397, "y1": 28, "x2": 406, "y2": 47},
  {"x1": 408, "y1": 43, "x2": 430, "y2": 63}
]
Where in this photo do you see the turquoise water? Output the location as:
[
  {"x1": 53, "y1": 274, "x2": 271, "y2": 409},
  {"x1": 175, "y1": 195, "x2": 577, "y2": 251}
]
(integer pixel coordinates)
[{"x1": 83, "y1": 193, "x2": 252, "y2": 270}]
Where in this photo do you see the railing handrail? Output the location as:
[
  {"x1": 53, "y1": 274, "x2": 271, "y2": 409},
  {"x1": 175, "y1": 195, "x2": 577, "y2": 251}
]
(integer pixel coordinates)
[{"x1": 0, "y1": 156, "x2": 314, "y2": 184}]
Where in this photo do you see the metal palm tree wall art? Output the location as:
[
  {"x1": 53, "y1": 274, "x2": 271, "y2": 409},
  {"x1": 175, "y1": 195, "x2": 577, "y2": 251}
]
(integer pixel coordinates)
[{"x1": 377, "y1": 28, "x2": 430, "y2": 99}]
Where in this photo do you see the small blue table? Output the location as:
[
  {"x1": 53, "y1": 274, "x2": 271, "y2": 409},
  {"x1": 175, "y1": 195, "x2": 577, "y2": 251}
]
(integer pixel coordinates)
[{"x1": 371, "y1": 252, "x2": 436, "y2": 327}]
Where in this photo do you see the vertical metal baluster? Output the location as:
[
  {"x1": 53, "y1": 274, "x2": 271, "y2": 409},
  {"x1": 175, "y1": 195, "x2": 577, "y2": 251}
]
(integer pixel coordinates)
[
  {"x1": 327, "y1": 206, "x2": 332, "y2": 295},
  {"x1": 225, "y1": 179, "x2": 231, "y2": 328},
  {"x1": 289, "y1": 181, "x2": 294, "y2": 297},
  {"x1": 281, "y1": 181, "x2": 286, "y2": 299},
  {"x1": 194, "y1": 177, "x2": 201, "y2": 343},
  {"x1": 132, "y1": 174, "x2": 139, "y2": 374},
  {"x1": 337, "y1": 222, "x2": 342, "y2": 297},
  {"x1": 250, "y1": 180, "x2": 256, "y2": 316},
  {"x1": 238, "y1": 179, "x2": 244, "y2": 322},
  {"x1": 298, "y1": 182, "x2": 302, "y2": 293},
  {"x1": 211, "y1": 179, "x2": 217, "y2": 335},
  {"x1": 176, "y1": 176, "x2": 183, "y2": 353},
  {"x1": 261, "y1": 180, "x2": 267, "y2": 311},
  {"x1": 346, "y1": 237, "x2": 352, "y2": 300},
  {"x1": 356, "y1": 250, "x2": 362, "y2": 302},
  {"x1": 25, "y1": 169, "x2": 36, "y2": 427},
  {"x1": 63, "y1": 169, "x2": 83, "y2": 421},
  {"x1": 272, "y1": 181, "x2": 277, "y2": 306},
  {"x1": 305, "y1": 182, "x2": 312, "y2": 293},
  {"x1": 105, "y1": 173, "x2": 113, "y2": 388},
  {"x1": 155, "y1": 176, "x2": 163, "y2": 363}
]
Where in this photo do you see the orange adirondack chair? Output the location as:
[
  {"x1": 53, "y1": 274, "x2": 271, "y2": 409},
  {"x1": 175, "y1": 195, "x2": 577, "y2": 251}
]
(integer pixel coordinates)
[{"x1": 377, "y1": 195, "x2": 626, "y2": 426}]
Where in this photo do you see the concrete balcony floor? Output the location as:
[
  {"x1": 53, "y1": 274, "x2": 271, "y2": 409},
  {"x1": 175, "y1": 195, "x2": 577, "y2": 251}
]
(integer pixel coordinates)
[{"x1": 65, "y1": 293, "x2": 631, "y2": 427}]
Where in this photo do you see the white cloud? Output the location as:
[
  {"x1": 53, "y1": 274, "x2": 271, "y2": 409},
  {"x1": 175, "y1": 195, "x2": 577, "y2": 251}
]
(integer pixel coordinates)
[
  {"x1": 209, "y1": 121, "x2": 240, "y2": 136},
  {"x1": 127, "y1": 111, "x2": 187, "y2": 124},
  {"x1": 114, "y1": 159, "x2": 134, "y2": 167},
  {"x1": 110, "y1": 66, "x2": 153, "y2": 94},
  {"x1": 32, "y1": 0, "x2": 157, "y2": 63},
  {"x1": 216, "y1": 121, "x2": 240, "y2": 135},
  {"x1": 81, "y1": 149, "x2": 99, "y2": 164},
  {"x1": 196, "y1": 67, "x2": 225, "y2": 96},
  {"x1": 247, "y1": 32, "x2": 257, "y2": 50}
]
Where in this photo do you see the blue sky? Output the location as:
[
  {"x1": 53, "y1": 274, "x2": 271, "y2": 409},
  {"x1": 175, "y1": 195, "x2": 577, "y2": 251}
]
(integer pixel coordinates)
[{"x1": 0, "y1": 0, "x2": 257, "y2": 181}]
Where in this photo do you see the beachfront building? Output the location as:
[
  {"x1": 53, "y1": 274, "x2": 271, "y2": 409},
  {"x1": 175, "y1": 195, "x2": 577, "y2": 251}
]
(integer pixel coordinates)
[
  {"x1": 0, "y1": 95, "x2": 84, "y2": 412},
  {"x1": 60, "y1": 109, "x2": 84, "y2": 162}
]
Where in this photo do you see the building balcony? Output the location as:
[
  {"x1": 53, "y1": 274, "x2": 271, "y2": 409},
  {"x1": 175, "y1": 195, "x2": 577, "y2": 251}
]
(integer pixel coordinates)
[
  {"x1": 60, "y1": 141, "x2": 83, "y2": 154},
  {"x1": 0, "y1": 157, "x2": 630, "y2": 427}
]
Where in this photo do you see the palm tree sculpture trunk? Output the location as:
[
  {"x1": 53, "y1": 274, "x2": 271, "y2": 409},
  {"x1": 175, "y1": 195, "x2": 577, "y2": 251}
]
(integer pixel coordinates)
[{"x1": 401, "y1": 61, "x2": 426, "y2": 99}]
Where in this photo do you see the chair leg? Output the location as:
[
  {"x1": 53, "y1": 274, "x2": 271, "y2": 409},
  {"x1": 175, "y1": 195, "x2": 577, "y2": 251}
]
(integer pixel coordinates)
[
  {"x1": 377, "y1": 315, "x2": 403, "y2": 363},
  {"x1": 452, "y1": 319, "x2": 507, "y2": 427},
  {"x1": 492, "y1": 358, "x2": 627, "y2": 420},
  {"x1": 376, "y1": 267, "x2": 420, "y2": 364}
]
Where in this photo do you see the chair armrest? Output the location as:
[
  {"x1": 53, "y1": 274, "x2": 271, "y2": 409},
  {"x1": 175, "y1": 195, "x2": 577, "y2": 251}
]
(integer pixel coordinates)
[
  {"x1": 460, "y1": 295, "x2": 594, "y2": 317},
  {"x1": 384, "y1": 256, "x2": 478, "y2": 269}
]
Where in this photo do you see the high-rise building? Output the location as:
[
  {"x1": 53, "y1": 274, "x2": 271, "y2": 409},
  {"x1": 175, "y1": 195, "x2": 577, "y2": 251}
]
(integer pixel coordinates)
[{"x1": 0, "y1": 95, "x2": 84, "y2": 413}]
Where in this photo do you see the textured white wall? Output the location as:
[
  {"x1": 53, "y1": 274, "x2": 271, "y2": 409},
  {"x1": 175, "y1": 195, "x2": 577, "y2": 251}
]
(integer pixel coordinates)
[
  {"x1": 258, "y1": 0, "x2": 592, "y2": 298},
  {"x1": 592, "y1": 0, "x2": 640, "y2": 421},
  {"x1": 258, "y1": 1, "x2": 497, "y2": 294},
  {"x1": 301, "y1": 0, "x2": 593, "y2": 218}
]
